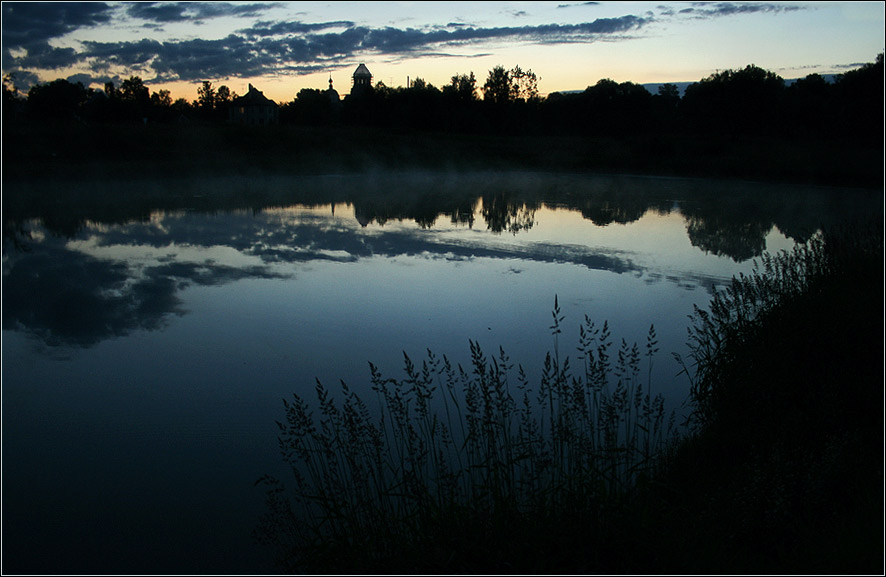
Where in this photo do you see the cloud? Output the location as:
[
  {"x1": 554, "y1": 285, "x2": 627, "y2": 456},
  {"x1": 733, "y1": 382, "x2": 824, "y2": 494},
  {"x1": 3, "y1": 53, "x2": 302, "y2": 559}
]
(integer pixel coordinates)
[
  {"x1": 126, "y1": 2, "x2": 189, "y2": 23},
  {"x1": 3, "y1": 4, "x2": 649, "y2": 84},
  {"x1": 10, "y1": 42, "x2": 80, "y2": 70},
  {"x1": 5, "y1": 70, "x2": 40, "y2": 93},
  {"x1": 83, "y1": 38, "x2": 164, "y2": 69},
  {"x1": 65, "y1": 72, "x2": 116, "y2": 88},
  {"x1": 831, "y1": 61, "x2": 871, "y2": 70},
  {"x1": 1, "y1": 2, "x2": 114, "y2": 71},
  {"x1": 557, "y1": 2, "x2": 601, "y2": 8},
  {"x1": 677, "y1": 2, "x2": 802, "y2": 19},
  {"x1": 240, "y1": 20, "x2": 356, "y2": 37},
  {"x1": 1, "y1": 2, "x2": 113, "y2": 50},
  {"x1": 0, "y1": 1, "x2": 814, "y2": 86},
  {"x1": 55, "y1": 14, "x2": 651, "y2": 83},
  {"x1": 126, "y1": 2, "x2": 278, "y2": 24}
]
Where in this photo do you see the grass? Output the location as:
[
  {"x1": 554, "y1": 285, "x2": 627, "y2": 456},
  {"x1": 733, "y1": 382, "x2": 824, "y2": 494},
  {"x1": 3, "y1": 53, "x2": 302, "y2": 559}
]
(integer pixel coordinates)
[
  {"x1": 255, "y1": 221, "x2": 883, "y2": 574},
  {"x1": 253, "y1": 297, "x2": 681, "y2": 573}
]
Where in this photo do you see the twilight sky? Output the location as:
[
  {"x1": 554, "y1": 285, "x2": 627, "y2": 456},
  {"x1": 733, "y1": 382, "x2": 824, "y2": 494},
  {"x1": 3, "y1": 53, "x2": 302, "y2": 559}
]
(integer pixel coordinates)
[{"x1": 1, "y1": 1, "x2": 883, "y2": 103}]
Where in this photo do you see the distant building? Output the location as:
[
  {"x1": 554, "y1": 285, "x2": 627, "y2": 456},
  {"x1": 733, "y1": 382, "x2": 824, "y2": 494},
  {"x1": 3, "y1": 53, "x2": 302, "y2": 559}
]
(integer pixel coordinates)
[
  {"x1": 325, "y1": 75, "x2": 341, "y2": 105},
  {"x1": 229, "y1": 84, "x2": 279, "y2": 125},
  {"x1": 350, "y1": 63, "x2": 372, "y2": 96}
]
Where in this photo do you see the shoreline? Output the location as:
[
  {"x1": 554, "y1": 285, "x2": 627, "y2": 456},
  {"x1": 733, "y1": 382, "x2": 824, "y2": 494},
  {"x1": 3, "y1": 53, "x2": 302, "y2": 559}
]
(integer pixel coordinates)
[{"x1": 4, "y1": 121, "x2": 883, "y2": 190}]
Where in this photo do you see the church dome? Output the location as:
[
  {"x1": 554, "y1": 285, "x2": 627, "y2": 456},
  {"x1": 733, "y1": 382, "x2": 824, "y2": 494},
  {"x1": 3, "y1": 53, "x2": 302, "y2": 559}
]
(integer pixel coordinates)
[
  {"x1": 325, "y1": 76, "x2": 340, "y2": 102},
  {"x1": 353, "y1": 63, "x2": 372, "y2": 79}
]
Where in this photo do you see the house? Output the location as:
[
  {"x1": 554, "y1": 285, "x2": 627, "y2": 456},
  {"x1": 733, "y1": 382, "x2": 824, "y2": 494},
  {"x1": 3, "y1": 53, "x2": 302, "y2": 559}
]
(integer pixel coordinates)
[
  {"x1": 229, "y1": 84, "x2": 279, "y2": 125},
  {"x1": 350, "y1": 63, "x2": 372, "y2": 96}
]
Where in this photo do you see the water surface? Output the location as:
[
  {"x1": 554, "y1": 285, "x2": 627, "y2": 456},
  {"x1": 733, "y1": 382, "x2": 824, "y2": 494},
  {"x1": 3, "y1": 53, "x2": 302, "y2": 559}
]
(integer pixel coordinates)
[{"x1": 2, "y1": 171, "x2": 878, "y2": 573}]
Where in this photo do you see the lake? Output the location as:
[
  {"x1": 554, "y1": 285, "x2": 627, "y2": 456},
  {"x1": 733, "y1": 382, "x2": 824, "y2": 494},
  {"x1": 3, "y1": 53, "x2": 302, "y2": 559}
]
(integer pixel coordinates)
[{"x1": 2, "y1": 170, "x2": 879, "y2": 574}]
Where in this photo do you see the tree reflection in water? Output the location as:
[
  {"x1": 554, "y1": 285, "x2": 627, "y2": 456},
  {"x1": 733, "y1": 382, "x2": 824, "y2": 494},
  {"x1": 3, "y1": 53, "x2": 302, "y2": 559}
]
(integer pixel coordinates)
[{"x1": 2, "y1": 171, "x2": 880, "y2": 349}]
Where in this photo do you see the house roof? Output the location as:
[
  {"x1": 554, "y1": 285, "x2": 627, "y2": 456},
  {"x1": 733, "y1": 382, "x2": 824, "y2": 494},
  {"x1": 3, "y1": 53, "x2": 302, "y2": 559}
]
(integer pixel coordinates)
[
  {"x1": 353, "y1": 64, "x2": 372, "y2": 78},
  {"x1": 232, "y1": 84, "x2": 277, "y2": 107}
]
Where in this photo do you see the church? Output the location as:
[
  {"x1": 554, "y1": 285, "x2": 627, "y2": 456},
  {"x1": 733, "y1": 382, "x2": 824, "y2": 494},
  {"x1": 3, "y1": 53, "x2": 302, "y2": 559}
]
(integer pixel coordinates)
[
  {"x1": 324, "y1": 63, "x2": 373, "y2": 103},
  {"x1": 350, "y1": 63, "x2": 372, "y2": 96}
]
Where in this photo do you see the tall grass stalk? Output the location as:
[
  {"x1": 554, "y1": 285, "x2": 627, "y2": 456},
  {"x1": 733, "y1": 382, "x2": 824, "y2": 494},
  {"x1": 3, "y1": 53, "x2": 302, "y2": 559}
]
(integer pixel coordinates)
[{"x1": 255, "y1": 297, "x2": 681, "y2": 572}]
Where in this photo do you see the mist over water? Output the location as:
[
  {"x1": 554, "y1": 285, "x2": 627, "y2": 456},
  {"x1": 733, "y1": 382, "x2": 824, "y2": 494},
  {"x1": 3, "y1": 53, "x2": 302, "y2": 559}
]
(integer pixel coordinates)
[{"x1": 2, "y1": 170, "x2": 880, "y2": 574}]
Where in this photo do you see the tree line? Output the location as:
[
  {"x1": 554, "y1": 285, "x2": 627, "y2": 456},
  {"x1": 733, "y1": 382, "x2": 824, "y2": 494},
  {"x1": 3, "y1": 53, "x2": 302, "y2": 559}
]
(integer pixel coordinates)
[{"x1": 3, "y1": 54, "x2": 882, "y2": 144}]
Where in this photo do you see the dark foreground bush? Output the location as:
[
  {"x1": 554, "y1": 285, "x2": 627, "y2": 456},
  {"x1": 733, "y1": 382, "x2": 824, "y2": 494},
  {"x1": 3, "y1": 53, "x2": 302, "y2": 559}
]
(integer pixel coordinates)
[{"x1": 654, "y1": 222, "x2": 884, "y2": 573}]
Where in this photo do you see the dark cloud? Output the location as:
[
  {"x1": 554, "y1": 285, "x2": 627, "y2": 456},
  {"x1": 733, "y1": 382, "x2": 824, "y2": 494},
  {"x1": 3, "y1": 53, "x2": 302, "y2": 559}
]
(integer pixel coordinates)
[
  {"x1": 678, "y1": 2, "x2": 802, "y2": 18},
  {"x1": 127, "y1": 2, "x2": 189, "y2": 23},
  {"x1": 558, "y1": 2, "x2": 601, "y2": 8},
  {"x1": 4, "y1": 5, "x2": 649, "y2": 84},
  {"x1": 65, "y1": 14, "x2": 648, "y2": 83},
  {"x1": 3, "y1": 69, "x2": 40, "y2": 93},
  {"x1": 127, "y1": 2, "x2": 278, "y2": 23},
  {"x1": 832, "y1": 61, "x2": 871, "y2": 70},
  {"x1": 1, "y1": 2, "x2": 113, "y2": 71},
  {"x1": 1, "y1": 2, "x2": 814, "y2": 86},
  {"x1": 11, "y1": 42, "x2": 80, "y2": 70},
  {"x1": 239, "y1": 19, "x2": 356, "y2": 37},
  {"x1": 65, "y1": 72, "x2": 114, "y2": 88},
  {"x1": 345, "y1": 16, "x2": 651, "y2": 55},
  {"x1": 83, "y1": 38, "x2": 164, "y2": 69},
  {"x1": 1, "y1": 2, "x2": 113, "y2": 50},
  {"x1": 148, "y1": 35, "x2": 295, "y2": 80}
]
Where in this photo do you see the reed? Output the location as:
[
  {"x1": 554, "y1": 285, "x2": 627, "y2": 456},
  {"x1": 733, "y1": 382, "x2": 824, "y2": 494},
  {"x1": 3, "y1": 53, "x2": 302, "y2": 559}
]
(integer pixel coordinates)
[{"x1": 254, "y1": 296, "x2": 681, "y2": 573}]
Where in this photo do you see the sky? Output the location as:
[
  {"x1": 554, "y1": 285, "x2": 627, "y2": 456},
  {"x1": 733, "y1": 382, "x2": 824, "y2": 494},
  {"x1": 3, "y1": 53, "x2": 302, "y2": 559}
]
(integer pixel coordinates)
[{"x1": 1, "y1": 1, "x2": 883, "y2": 103}]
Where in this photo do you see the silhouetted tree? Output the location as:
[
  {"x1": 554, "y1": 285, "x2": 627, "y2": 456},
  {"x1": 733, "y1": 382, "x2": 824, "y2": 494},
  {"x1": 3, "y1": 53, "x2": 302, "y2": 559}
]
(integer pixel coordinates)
[
  {"x1": 657, "y1": 83, "x2": 680, "y2": 103},
  {"x1": 682, "y1": 64, "x2": 785, "y2": 135},
  {"x1": 651, "y1": 83, "x2": 681, "y2": 132},
  {"x1": 171, "y1": 97, "x2": 193, "y2": 119},
  {"x1": 196, "y1": 81, "x2": 216, "y2": 118},
  {"x1": 832, "y1": 52, "x2": 883, "y2": 144},
  {"x1": 480, "y1": 65, "x2": 542, "y2": 133},
  {"x1": 151, "y1": 89, "x2": 172, "y2": 108},
  {"x1": 119, "y1": 76, "x2": 148, "y2": 102},
  {"x1": 214, "y1": 85, "x2": 235, "y2": 121},
  {"x1": 567, "y1": 78, "x2": 653, "y2": 136},
  {"x1": 282, "y1": 88, "x2": 336, "y2": 126},
  {"x1": 119, "y1": 76, "x2": 151, "y2": 121},
  {"x1": 482, "y1": 65, "x2": 511, "y2": 105},
  {"x1": 391, "y1": 78, "x2": 444, "y2": 130},
  {"x1": 441, "y1": 71, "x2": 485, "y2": 133},
  {"x1": 3, "y1": 72, "x2": 25, "y2": 121},
  {"x1": 216, "y1": 85, "x2": 232, "y2": 104},
  {"x1": 372, "y1": 80, "x2": 392, "y2": 99},
  {"x1": 783, "y1": 73, "x2": 832, "y2": 138},
  {"x1": 509, "y1": 65, "x2": 540, "y2": 102},
  {"x1": 148, "y1": 89, "x2": 174, "y2": 122},
  {"x1": 27, "y1": 78, "x2": 88, "y2": 121},
  {"x1": 444, "y1": 72, "x2": 478, "y2": 102}
]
